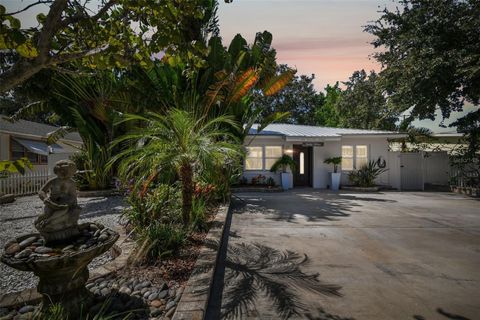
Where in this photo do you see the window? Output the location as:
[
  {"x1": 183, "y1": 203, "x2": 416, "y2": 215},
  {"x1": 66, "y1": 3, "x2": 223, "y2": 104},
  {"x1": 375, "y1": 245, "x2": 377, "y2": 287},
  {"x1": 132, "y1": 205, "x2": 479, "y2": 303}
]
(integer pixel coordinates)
[
  {"x1": 356, "y1": 145, "x2": 368, "y2": 169},
  {"x1": 341, "y1": 145, "x2": 368, "y2": 171},
  {"x1": 265, "y1": 146, "x2": 283, "y2": 170},
  {"x1": 299, "y1": 152, "x2": 305, "y2": 174},
  {"x1": 341, "y1": 145, "x2": 354, "y2": 171},
  {"x1": 10, "y1": 139, "x2": 48, "y2": 164},
  {"x1": 245, "y1": 146, "x2": 263, "y2": 170}
]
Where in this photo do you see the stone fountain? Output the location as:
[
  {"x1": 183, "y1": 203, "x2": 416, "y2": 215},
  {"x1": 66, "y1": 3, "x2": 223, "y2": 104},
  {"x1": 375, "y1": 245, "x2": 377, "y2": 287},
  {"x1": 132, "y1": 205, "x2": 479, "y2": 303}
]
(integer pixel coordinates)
[{"x1": 1, "y1": 160, "x2": 119, "y2": 318}]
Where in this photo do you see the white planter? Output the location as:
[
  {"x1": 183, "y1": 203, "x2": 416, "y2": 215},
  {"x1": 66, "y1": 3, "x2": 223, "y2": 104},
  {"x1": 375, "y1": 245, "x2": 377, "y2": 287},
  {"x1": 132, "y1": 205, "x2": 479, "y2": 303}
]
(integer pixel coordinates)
[
  {"x1": 281, "y1": 172, "x2": 293, "y2": 190},
  {"x1": 330, "y1": 172, "x2": 341, "y2": 191}
]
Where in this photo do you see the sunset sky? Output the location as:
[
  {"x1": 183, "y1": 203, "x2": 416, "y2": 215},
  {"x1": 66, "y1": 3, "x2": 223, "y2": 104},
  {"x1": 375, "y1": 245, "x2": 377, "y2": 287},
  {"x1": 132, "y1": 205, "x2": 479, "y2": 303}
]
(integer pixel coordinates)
[
  {"x1": 3, "y1": 0, "x2": 476, "y2": 132},
  {"x1": 217, "y1": 0, "x2": 386, "y2": 91}
]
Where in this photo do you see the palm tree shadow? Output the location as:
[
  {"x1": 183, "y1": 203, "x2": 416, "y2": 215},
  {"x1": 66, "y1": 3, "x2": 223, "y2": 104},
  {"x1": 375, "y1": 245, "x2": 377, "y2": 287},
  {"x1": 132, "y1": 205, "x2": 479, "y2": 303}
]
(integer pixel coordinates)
[
  {"x1": 413, "y1": 308, "x2": 472, "y2": 320},
  {"x1": 202, "y1": 239, "x2": 351, "y2": 320}
]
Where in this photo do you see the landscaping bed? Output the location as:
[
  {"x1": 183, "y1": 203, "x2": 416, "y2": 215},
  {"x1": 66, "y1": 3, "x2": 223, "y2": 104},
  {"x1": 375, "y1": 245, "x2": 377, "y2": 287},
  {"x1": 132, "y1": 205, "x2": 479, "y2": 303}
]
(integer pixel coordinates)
[{"x1": 0, "y1": 203, "x2": 224, "y2": 320}]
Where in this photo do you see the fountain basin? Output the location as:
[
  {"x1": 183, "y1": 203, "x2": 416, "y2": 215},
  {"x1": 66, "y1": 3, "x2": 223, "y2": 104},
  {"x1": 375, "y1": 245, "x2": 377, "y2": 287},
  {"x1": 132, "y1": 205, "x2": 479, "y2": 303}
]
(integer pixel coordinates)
[{"x1": 1, "y1": 223, "x2": 119, "y2": 317}]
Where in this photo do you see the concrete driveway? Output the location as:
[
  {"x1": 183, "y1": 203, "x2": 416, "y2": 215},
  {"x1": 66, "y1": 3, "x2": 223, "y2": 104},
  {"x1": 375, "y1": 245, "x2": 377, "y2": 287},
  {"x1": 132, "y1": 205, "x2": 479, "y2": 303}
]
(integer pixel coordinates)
[{"x1": 206, "y1": 190, "x2": 480, "y2": 320}]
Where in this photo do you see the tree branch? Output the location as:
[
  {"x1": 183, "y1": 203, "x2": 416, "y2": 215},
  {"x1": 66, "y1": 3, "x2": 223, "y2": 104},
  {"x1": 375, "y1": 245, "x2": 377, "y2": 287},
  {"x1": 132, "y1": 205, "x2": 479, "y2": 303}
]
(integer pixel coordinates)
[
  {"x1": 1, "y1": 1, "x2": 53, "y2": 17},
  {"x1": 36, "y1": 0, "x2": 68, "y2": 58},
  {"x1": 58, "y1": 0, "x2": 117, "y2": 29}
]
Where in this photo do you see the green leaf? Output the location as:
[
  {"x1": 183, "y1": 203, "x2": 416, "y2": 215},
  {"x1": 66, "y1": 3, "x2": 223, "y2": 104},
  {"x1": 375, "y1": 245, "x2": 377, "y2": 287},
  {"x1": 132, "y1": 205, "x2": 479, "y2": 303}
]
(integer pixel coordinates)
[
  {"x1": 36, "y1": 13, "x2": 46, "y2": 24},
  {"x1": 16, "y1": 41, "x2": 38, "y2": 58},
  {"x1": 7, "y1": 16, "x2": 21, "y2": 29}
]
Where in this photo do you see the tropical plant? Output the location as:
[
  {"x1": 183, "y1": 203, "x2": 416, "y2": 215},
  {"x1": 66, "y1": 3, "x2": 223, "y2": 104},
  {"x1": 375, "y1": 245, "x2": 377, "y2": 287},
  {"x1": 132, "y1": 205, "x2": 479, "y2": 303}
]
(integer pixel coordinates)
[
  {"x1": 348, "y1": 161, "x2": 388, "y2": 187},
  {"x1": 134, "y1": 222, "x2": 187, "y2": 262},
  {"x1": 0, "y1": 157, "x2": 32, "y2": 176},
  {"x1": 111, "y1": 109, "x2": 241, "y2": 228},
  {"x1": 270, "y1": 154, "x2": 296, "y2": 173},
  {"x1": 191, "y1": 196, "x2": 208, "y2": 232},
  {"x1": 324, "y1": 157, "x2": 342, "y2": 173}
]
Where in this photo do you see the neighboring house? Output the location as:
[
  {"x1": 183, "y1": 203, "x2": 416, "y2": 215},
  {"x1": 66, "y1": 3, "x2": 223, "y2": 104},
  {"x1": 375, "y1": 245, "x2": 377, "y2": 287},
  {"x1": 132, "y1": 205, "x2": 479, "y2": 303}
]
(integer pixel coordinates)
[
  {"x1": 0, "y1": 117, "x2": 83, "y2": 175},
  {"x1": 243, "y1": 123, "x2": 408, "y2": 189}
]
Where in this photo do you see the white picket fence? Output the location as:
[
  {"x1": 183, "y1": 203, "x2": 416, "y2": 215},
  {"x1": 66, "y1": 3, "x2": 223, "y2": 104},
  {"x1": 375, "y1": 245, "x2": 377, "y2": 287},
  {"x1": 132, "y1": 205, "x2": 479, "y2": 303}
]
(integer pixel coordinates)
[{"x1": 0, "y1": 169, "x2": 50, "y2": 196}]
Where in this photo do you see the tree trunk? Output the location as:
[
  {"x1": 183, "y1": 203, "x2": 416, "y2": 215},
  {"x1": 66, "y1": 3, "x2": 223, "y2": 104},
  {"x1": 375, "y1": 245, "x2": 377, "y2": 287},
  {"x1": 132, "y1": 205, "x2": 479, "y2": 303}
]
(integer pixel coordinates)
[
  {"x1": 179, "y1": 163, "x2": 193, "y2": 228},
  {"x1": 0, "y1": 59, "x2": 46, "y2": 93}
]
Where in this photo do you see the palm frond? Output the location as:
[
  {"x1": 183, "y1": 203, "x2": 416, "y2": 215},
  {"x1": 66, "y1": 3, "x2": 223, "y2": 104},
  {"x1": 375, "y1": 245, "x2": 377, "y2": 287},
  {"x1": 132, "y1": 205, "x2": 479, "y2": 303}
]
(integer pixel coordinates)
[
  {"x1": 3, "y1": 101, "x2": 47, "y2": 122},
  {"x1": 263, "y1": 69, "x2": 295, "y2": 96},
  {"x1": 46, "y1": 126, "x2": 76, "y2": 145}
]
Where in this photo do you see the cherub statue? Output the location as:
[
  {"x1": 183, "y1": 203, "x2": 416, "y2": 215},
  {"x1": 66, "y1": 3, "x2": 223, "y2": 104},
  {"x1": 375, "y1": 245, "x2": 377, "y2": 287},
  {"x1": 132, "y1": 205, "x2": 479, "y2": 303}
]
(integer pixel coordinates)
[{"x1": 35, "y1": 160, "x2": 81, "y2": 243}]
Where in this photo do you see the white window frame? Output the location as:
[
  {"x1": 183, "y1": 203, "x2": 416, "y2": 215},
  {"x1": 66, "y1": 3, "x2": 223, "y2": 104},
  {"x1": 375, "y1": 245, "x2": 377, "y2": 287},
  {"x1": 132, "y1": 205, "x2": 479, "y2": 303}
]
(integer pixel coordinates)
[
  {"x1": 245, "y1": 146, "x2": 263, "y2": 171},
  {"x1": 244, "y1": 145, "x2": 284, "y2": 171},
  {"x1": 341, "y1": 145, "x2": 354, "y2": 171},
  {"x1": 355, "y1": 145, "x2": 368, "y2": 169},
  {"x1": 341, "y1": 144, "x2": 369, "y2": 171},
  {"x1": 264, "y1": 146, "x2": 283, "y2": 171}
]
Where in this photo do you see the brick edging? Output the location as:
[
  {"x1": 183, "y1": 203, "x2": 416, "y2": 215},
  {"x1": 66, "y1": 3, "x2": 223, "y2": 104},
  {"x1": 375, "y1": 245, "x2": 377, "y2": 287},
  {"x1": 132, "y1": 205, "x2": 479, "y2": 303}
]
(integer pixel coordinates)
[{"x1": 172, "y1": 201, "x2": 231, "y2": 320}]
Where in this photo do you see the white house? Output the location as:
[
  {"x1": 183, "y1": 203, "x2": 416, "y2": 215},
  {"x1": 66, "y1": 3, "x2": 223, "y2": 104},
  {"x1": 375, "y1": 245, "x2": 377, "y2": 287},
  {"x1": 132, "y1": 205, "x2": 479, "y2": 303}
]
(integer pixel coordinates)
[
  {"x1": 242, "y1": 123, "x2": 407, "y2": 189},
  {"x1": 0, "y1": 117, "x2": 83, "y2": 175}
]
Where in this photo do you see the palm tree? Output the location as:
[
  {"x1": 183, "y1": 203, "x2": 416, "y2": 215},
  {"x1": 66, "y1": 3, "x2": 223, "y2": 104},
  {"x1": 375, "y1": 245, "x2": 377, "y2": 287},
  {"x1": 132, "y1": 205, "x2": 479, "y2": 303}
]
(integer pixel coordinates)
[{"x1": 111, "y1": 109, "x2": 241, "y2": 227}]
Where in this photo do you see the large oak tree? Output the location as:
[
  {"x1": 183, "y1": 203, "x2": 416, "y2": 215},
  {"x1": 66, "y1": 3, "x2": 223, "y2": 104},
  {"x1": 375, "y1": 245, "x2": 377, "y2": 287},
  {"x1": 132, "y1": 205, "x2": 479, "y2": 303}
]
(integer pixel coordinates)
[{"x1": 365, "y1": 0, "x2": 479, "y2": 121}]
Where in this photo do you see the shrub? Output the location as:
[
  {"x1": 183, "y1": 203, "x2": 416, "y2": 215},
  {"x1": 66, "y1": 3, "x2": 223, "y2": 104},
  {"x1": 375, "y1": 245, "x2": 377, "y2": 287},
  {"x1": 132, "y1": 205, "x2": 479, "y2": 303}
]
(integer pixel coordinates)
[
  {"x1": 191, "y1": 196, "x2": 208, "y2": 232},
  {"x1": 266, "y1": 177, "x2": 276, "y2": 187},
  {"x1": 348, "y1": 161, "x2": 388, "y2": 187},
  {"x1": 135, "y1": 222, "x2": 187, "y2": 261}
]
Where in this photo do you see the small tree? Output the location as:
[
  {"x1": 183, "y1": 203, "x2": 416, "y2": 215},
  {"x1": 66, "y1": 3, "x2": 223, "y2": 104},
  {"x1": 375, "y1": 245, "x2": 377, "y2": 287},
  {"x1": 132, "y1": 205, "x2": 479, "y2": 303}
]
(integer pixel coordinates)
[
  {"x1": 111, "y1": 109, "x2": 241, "y2": 228},
  {"x1": 324, "y1": 157, "x2": 342, "y2": 173},
  {"x1": 270, "y1": 155, "x2": 296, "y2": 173}
]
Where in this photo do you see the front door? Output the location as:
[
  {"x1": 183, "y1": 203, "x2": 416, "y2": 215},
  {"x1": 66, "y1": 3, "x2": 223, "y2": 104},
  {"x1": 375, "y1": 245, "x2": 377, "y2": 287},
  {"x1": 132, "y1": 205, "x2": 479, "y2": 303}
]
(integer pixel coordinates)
[{"x1": 293, "y1": 145, "x2": 312, "y2": 187}]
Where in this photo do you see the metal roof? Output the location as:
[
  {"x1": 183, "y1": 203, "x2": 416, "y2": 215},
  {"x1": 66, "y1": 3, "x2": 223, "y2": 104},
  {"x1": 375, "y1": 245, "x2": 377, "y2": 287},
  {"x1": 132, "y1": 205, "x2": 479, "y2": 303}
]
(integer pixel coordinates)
[
  {"x1": 0, "y1": 117, "x2": 82, "y2": 142},
  {"x1": 248, "y1": 123, "x2": 403, "y2": 138}
]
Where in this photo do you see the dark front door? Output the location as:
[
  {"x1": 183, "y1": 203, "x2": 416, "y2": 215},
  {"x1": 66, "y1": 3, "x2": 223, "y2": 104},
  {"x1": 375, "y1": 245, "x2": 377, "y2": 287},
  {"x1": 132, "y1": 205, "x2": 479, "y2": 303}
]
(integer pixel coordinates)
[{"x1": 293, "y1": 145, "x2": 312, "y2": 187}]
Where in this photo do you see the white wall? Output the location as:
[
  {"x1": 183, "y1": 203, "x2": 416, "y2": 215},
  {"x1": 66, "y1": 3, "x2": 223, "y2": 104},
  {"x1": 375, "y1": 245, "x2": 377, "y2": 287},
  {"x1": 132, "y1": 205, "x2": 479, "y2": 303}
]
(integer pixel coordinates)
[{"x1": 312, "y1": 140, "x2": 340, "y2": 188}]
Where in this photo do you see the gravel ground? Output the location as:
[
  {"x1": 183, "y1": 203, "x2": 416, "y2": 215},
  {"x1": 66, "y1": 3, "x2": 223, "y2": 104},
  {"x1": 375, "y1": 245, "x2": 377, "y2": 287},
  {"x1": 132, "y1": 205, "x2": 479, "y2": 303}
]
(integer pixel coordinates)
[{"x1": 0, "y1": 195, "x2": 126, "y2": 295}]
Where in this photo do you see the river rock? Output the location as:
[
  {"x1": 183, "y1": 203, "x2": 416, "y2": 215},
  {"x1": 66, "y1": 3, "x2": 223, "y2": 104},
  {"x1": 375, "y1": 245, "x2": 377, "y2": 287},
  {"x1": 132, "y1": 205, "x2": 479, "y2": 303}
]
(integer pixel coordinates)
[
  {"x1": 18, "y1": 237, "x2": 37, "y2": 249},
  {"x1": 18, "y1": 305, "x2": 35, "y2": 314},
  {"x1": 157, "y1": 290, "x2": 168, "y2": 299},
  {"x1": 100, "y1": 288, "x2": 111, "y2": 296},
  {"x1": 62, "y1": 245, "x2": 74, "y2": 252},
  {"x1": 5, "y1": 243, "x2": 21, "y2": 255},
  {"x1": 14, "y1": 249, "x2": 32, "y2": 259},
  {"x1": 165, "y1": 300, "x2": 176, "y2": 311},
  {"x1": 148, "y1": 292, "x2": 159, "y2": 301},
  {"x1": 98, "y1": 234, "x2": 109, "y2": 242},
  {"x1": 34, "y1": 246, "x2": 53, "y2": 254},
  {"x1": 119, "y1": 286, "x2": 132, "y2": 295},
  {"x1": 150, "y1": 299, "x2": 164, "y2": 308},
  {"x1": 150, "y1": 307, "x2": 162, "y2": 317}
]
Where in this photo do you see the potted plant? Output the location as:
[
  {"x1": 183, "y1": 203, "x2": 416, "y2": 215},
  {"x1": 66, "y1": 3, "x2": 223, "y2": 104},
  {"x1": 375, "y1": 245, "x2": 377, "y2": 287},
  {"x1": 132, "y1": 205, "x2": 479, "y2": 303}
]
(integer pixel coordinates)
[
  {"x1": 324, "y1": 157, "x2": 342, "y2": 191},
  {"x1": 270, "y1": 155, "x2": 296, "y2": 190}
]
